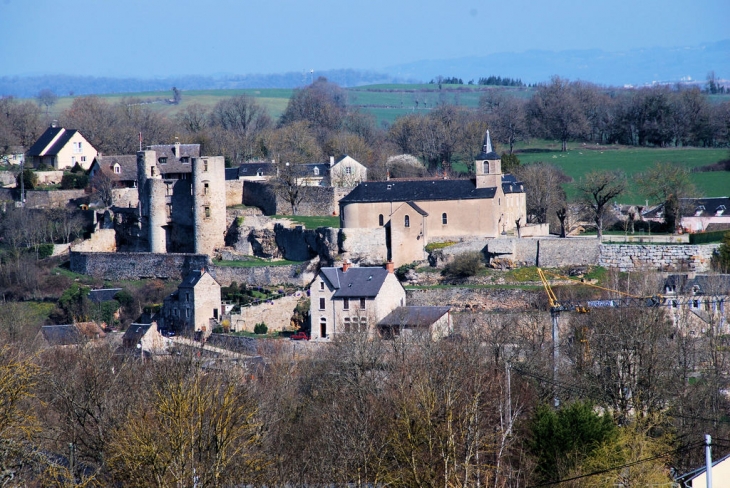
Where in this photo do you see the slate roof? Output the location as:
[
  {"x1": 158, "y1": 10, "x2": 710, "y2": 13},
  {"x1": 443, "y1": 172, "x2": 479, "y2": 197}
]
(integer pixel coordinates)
[
  {"x1": 320, "y1": 266, "x2": 392, "y2": 298},
  {"x1": 89, "y1": 288, "x2": 123, "y2": 303},
  {"x1": 92, "y1": 155, "x2": 137, "y2": 182},
  {"x1": 339, "y1": 179, "x2": 497, "y2": 205},
  {"x1": 502, "y1": 174, "x2": 525, "y2": 194},
  {"x1": 122, "y1": 323, "x2": 153, "y2": 344},
  {"x1": 147, "y1": 143, "x2": 200, "y2": 176},
  {"x1": 235, "y1": 162, "x2": 277, "y2": 178},
  {"x1": 40, "y1": 325, "x2": 82, "y2": 346},
  {"x1": 295, "y1": 163, "x2": 330, "y2": 177},
  {"x1": 663, "y1": 274, "x2": 730, "y2": 295},
  {"x1": 476, "y1": 130, "x2": 500, "y2": 160},
  {"x1": 378, "y1": 306, "x2": 451, "y2": 328},
  {"x1": 645, "y1": 197, "x2": 730, "y2": 219},
  {"x1": 179, "y1": 269, "x2": 216, "y2": 289},
  {"x1": 27, "y1": 127, "x2": 80, "y2": 156},
  {"x1": 406, "y1": 201, "x2": 429, "y2": 216}
]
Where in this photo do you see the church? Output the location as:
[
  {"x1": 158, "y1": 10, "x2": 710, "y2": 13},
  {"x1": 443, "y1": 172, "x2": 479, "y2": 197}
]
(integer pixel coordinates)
[{"x1": 338, "y1": 131, "x2": 530, "y2": 264}]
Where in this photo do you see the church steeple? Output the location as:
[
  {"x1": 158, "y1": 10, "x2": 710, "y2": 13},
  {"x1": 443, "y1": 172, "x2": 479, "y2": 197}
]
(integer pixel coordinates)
[
  {"x1": 475, "y1": 129, "x2": 501, "y2": 189},
  {"x1": 483, "y1": 130, "x2": 493, "y2": 154}
]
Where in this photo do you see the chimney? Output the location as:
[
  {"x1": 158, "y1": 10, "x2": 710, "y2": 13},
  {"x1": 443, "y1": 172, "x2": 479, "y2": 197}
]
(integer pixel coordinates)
[
  {"x1": 330, "y1": 156, "x2": 335, "y2": 167},
  {"x1": 51, "y1": 120, "x2": 58, "y2": 128},
  {"x1": 385, "y1": 260, "x2": 395, "y2": 274},
  {"x1": 174, "y1": 138, "x2": 181, "y2": 158},
  {"x1": 342, "y1": 259, "x2": 351, "y2": 273}
]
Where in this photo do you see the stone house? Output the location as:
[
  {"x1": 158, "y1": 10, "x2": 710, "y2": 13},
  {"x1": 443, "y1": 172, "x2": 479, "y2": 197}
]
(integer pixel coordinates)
[
  {"x1": 662, "y1": 274, "x2": 730, "y2": 335},
  {"x1": 36, "y1": 322, "x2": 106, "y2": 348},
  {"x1": 159, "y1": 269, "x2": 222, "y2": 337},
  {"x1": 377, "y1": 306, "x2": 453, "y2": 340},
  {"x1": 310, "y1": 260, "x2": 405, "y2": 340},
  {"x1": 339, "y1": 131, "x2": 530, "y2": 265},
  {"x1": 644, "y1": 197, "x2": 730, "y2": 233},
  {"x1": 27, "y1": 123, "x2": 97, "y2": 170},
  {"x1": 122, "y1": 321, "x2": 166, "y2": 354}
]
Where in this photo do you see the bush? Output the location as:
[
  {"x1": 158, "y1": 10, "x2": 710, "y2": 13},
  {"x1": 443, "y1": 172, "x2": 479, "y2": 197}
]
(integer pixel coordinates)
[
  {"x1": 713, "y1": 231, "x2": 730, "y2": 272},
  {"x1": 37, "y1": 243, "x2": 54, "y2": 259},
  {"x1": 253, "y1": 322, "x2": 268, "y2": 334},
  {"x1": 501, "y1": 153, "x2": 521, "y2": 172},
  {"x1": 16, "y1": 169, "x2": 37, "y2": 190},
  {"x1": 61, "y1": 173, "x2": 88, "y2": 189},
  {"x1": 443, "y1": 251, "x2": 483, "y2": 277}
]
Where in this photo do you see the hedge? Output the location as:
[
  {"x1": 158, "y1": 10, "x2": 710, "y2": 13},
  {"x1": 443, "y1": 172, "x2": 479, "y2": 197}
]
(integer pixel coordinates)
[{"x1": 689, "y1": 230, "x2": 729, "y2": 244}]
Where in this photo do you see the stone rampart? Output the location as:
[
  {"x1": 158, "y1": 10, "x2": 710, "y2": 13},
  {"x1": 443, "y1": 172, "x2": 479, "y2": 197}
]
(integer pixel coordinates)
[
  {"x1": 70, "y1": 252, "x2": 209, "y2": 280},
  {"x1": 243, "y1": 181, "x2": 338, "y2": 216},
  {"x1": 0, "y1": 188, "x2": 87, "y2": 208},
  {"x1": 71, "y1": 229, "x2": 117, "y2": 253},
  {"x1": 599, "y1": 244, "x2": 720, "y2": 272}
]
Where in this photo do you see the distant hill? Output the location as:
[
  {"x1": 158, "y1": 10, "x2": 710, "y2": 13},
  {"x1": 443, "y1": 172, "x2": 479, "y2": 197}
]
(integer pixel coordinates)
[
  {"x1": 0, "y1": 69, "x2": 417, "y2": 98},
  {"x1": 384, "y1": 40, "x2": 730, "y2": 87}
]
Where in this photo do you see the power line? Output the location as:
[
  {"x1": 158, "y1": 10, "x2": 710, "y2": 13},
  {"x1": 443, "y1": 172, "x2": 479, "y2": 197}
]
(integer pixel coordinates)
[{"x1": 529, "y1": 441, "x2": 705, "y2": 487}]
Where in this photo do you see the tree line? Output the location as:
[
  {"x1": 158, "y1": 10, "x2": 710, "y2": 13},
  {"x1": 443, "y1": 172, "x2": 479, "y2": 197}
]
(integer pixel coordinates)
[{"x1": 1, "y1": 274, "x2": 729, "y2": 487}]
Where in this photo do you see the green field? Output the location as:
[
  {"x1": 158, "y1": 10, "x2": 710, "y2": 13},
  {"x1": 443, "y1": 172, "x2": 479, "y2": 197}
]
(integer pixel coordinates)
[{"x1": 512, "y1": 143, "x2": 729, "y2": 203}]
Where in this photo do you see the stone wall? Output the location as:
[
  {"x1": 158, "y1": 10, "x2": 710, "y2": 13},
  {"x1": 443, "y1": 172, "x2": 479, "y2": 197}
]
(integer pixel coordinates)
[
  {"x1": 0, "y1": 172, "x2": 15, "y2": 187},
  {"x1": 208, "y1": 261, "x2": 317, "y2": 287},
  {"x1": 0, "y1": 188, "x2": 87, "y2": 208},
  {"x1": 35, "y1": 171, "x2": 64, "y2": 185},
  {"x1": 406, "y1": 287, "x2": 540, "y2": 313},
  {"x1": 599, "y1": 244, "x2": 720, "y2": 272},
  {"x1": 71, "y1": 229, "x2": 117, "y2": 253},
  {"x1": 70, "y1": 252, "x2": 209, "y2": 281},
  {"x1": 243, "y1": 181, "x2": 338, "y2": 216},
  {"x1": 112, "y1": 188, "x2": 138, "y2": 209},
  {"x1": 340, "y1": 227, "x2": 387, "y2": 264},
  {"x1": 228, "y1": 294, "x2": 302, "y2": 332},
  {"x1": 225, "y1": 180, "x2": 244, "y2": 207}
]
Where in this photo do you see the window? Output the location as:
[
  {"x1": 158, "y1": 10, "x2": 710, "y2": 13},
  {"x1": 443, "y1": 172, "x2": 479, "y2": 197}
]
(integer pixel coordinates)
[
  {"x1": 186, "y1": 293, "x2": 190, "y2": 302},
  {"x1": 319, "y1": 297, "x2": 326, "y2": 310},
  {"x1": 404, "y1": 215, "x2": 410, "y2": 227},
  {"x1": 204, "y1": 206, "x2": 211, "y2": 218},
  {"x1": 204, "y1": 183, "x2": 209, "y2": 195},
  {"x1": 114, "y1": 164, "x2": 121, "y2": 174},
  {"x1": 174, "y1": 309, "x2": 178, "y2": 317},
  {"x1": 166, "y1": 203, "x2": 172, "y2": 217},
  {"x1": 313, "y1": 167, "x2": 320, "y2": 176},
  {"x1": 257, "y1": 169, "x2": 264, "y2": 177},
  {"x1": 81, "y1": 156, "x2": 86, "y2": 162},
  {"x1": 345, "y1": 166, "x2": 352, "y2": 175},
  {"x1": 181, "y1": 157, "x2": 190, "y2": 164},
  {"x1": 185, "y1": 308, "x2": 190, "y2": 318},
  {"x1": 360, "y1": 298, "x2": 366, "y2": 309},
  {"x1": 344, "y1": 317, "x2": 351, "y2": 333},
  {"x1": 150, "y1": 167, "x2": 156, "y2": 177},
  {"x1": 442, "y1": 212, "x2": 448, "y2": 225},
  {"x1": 319, "y1": 281, "x2": 325, "y2": 290},
  {"x1": 203, "y1": 160, "x2": 208, "y2": 172},
  {"x1": 343, "y1": 298, "x2": 349, "y2": 310},
  {"x1": 158, "y1": 157, "x2": 167, "y2": 164},
  {"x1": 73, "y1": 141, "x2": 82, "y2": 153},
  {"x1": 379, "y1": 214, "x2": 384, "y2": 226}
]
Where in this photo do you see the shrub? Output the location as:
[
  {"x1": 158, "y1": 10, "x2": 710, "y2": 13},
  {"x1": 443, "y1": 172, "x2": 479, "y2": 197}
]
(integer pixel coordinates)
[
  {"x1": 38, "y1": 243, "x2": 54, "y2": 259},
  {"x1": 16, "y1": 169, "x2": 37, "y2": 190},
  {"x1": 501, "y1": 153, "x2": 521, "y2": 172},
  {"x1": 61, "y1": 173, "x2": 88, "y2": 190},
  {"x1": 443, "y1": 251, "x2": 483, "y2": 278},
  {"x1": 253, "y1": 322, "x2": 268, "y2": 334},
  {"x1": 425, "y1": 241, "x2": 457, "y2": 253},
  {"x1": 713, "y1": 231, "x2": 730, "y2": 272},
  {"x1": 395, "y1": 261, "x2": 418, "y2": 280}
]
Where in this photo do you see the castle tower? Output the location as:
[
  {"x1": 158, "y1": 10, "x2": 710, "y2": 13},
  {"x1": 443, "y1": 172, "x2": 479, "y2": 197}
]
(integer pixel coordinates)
[
  {"x1": 192, "y1": 156, "x2": 225, "y2": 256},
  {"x1": 137, "y1": 150, "x2": 168, "y2": 252},
  {"x1": 475, "y1": 130, "x2": 502, "y2": 189}
]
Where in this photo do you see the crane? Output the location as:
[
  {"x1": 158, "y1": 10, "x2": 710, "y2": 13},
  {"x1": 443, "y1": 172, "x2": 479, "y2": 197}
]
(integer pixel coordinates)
[{"x1": 537, "y1": 268, "x2": 664, "y2": 407}]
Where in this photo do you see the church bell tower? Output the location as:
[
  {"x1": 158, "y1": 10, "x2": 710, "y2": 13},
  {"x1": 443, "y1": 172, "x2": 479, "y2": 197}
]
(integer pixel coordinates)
[{"x1": 475, "y1": 130, "x2": 501, "y2": 189}]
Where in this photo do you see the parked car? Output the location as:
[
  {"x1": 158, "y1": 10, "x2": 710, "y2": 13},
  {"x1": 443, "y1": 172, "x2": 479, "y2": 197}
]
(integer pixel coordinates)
[{"x1": 290, "y1": 331, "x2": 310, "y2": 341}]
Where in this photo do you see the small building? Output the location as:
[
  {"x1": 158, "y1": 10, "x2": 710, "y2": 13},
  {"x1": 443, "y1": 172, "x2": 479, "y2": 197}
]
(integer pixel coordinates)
[
  {"x1": 662, "y1": 274, "x2": 730, "y2": 334},
  {"x1": 0, "y1": 146, "x2": 25, "y2": 166},
  {"x1": 230, "y1": 161, "x2": 278, "y2": 181},
  {"x1": 27, "y1": 123, "x2": 97, "y2": 170},
  {"x1": 377, "y1": 306, "x2": 452, "y2": 340},
  {"x1": 310, "y1": 260, "x2": 405, "y2": 340},
  {"x1": 159, "y1": 269, "x2": 222, "y2": 337},
  {"x1": 644, "y1": 197, "x2": 730, "y2": 233},
  {"x1": 36, "y1": 322, "x2": 106, "y2": 347},
  {"x1": 122, "y1": 321, "x2": 166, "y2": 354},
  {"x1": 676, "y1": 451, "x2": 730, "y2": 487}
]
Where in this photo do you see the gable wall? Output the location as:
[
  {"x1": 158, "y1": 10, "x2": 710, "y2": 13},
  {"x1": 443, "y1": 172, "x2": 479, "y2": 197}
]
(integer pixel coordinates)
[{"x1": 54, "y1": 132, "x2": 96, "y2": 170}]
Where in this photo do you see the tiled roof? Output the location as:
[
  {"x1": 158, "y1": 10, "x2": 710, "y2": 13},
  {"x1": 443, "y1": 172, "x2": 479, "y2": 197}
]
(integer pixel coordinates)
[
  {"x1": 378, "y1": 306, "x2": 451, "y2": 328},
  {"x1": 320, "y1": 266, "x2": 392, "y2": 298},
  {"x1": 339, "y1": 179, "x2": 497, "y2": 205}
]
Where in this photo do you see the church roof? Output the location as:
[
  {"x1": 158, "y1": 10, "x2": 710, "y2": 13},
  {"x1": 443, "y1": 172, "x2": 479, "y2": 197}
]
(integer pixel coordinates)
[
  {"x1": 339, "y1": 179, "x2": 497, "y2": 205},
  {"x1": 476, "y1": 130, "x2": 500, "y2": 160}
]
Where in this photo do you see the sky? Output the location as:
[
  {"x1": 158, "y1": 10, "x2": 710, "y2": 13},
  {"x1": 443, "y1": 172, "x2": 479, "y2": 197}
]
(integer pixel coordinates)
[{"x1": 1, "y1": 0, "x2": 728, "y2": 78}]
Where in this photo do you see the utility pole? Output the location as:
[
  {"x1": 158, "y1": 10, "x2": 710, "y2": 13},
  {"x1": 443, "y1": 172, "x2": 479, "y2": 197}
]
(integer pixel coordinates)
[{"x1": 706, "y1": 434, "x2": 713, "y2": 488}]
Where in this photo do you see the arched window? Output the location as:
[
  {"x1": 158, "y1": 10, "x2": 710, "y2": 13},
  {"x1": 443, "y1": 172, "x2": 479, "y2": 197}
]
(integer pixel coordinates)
[
  {"x1": 313, "y1": 167, "x2": 320, "y2": 176},
  {"x1": 442, "y1": 213, "x2": 448, "y2": 225},
  {"x1": 404, "y1": 215, "x2": 410, "y2": 228},
  {"x1": 379, "y1": 214, "x2": 384, "y2": 226}
]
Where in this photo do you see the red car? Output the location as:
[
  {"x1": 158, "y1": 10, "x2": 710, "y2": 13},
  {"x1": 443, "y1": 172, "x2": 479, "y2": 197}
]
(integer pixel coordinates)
[{"x1": 290, "y1": 331, "x2": 310, "y2": 341}]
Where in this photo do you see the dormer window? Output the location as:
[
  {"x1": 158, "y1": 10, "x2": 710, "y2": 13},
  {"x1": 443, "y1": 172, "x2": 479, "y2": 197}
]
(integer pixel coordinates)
[
  {"x1": 181, "y1": 157, "x2": 190, "y2": 164},
  {"x1": 257, "y1": 169, "x2": 264, "y2": 176},
  {"x1": 158, "y1": 157, "x2": 167, "y2": 164},
  {"x1": 313, "y1": 167, "x2": 320, "y2": 176},
  {"x1": 717, "y1": 205, "x2": 726, "y2": 216},
  {"x1": 113, "y1": 164, "x2": 121, "y2": 174},
  {"x1": 695, "y1": 205, "x2": 705, "y2": 217}
]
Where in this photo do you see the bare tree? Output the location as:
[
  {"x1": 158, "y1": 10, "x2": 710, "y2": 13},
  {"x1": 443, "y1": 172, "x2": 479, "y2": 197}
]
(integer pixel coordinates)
[
  {"x1": 36, "y1": 89, "x2": 58, "y2": 115},
  {"x1": 577, "y1": 170, "x2": 626, "y2": 239},
  {"x1": 637, "y1": 162, "x2": 696, "y2": 231},
  {"x1": 514, "y1": 162, "x2": 569, "y2": 230},
  {"x1": 527, "y1": 76, "x2": 589, "y2": 151}
]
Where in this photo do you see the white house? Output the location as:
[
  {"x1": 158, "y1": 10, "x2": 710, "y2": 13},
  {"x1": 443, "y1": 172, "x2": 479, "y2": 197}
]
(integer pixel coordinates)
[{"x1": 27, "y1": 124, "x2": 97, "y2": 170}]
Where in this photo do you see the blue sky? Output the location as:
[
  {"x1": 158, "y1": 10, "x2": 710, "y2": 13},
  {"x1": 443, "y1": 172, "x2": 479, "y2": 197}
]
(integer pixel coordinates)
[{"x1": 1, "y1": 0, "x2": 728, "y2": 77}]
